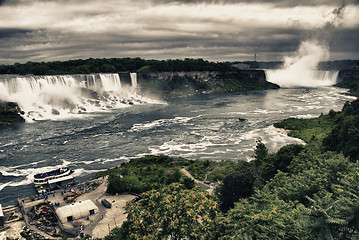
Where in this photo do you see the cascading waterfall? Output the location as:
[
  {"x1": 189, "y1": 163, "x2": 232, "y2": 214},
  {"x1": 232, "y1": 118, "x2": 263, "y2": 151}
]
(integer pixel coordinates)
[
  {"x1": 0, "y1": 73, "x2": 147, "y2": 121},
  {"x1": 98, "y1": 73, "x2": 122, "y2": 92},
  {"x1": 265, "y1": 40, "x2": 338, "y2": 88},
  {"x1": 265, "y1": 70, "x2": 339, "y2": 88},
  {"x1": 130, "y1": 73, "x2": 138, "y2": 90}
]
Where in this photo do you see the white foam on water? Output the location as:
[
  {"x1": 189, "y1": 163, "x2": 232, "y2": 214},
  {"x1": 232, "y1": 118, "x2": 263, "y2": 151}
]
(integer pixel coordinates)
[
  {"x1": 0, "y1": 177, "x2": 33, "y2": 191},
  {"x1": 262, "y1": 126, "x2": 305, "y2": 150},
  {"x1": 147, "y1": 133, "x2": 230, "y2": 157},
  {"x1": 290, "y1": 114, "x2": 321, "y2": 119},
  {"x1": 239, "y1": 129, "x2": 262, "y2": 141},
  {"x1": 0, "y1": 163, "x2": 69, "y2": 178},
  {"x1": 75, "y1": 156, "x2": 128, "y2": 166},
  {"x1": 235, "y1": 126, "x2": 305, "y2": 160},
  {"x1": 77, "y1": 169, "x2": 109, "y2": 175},
  {"x1": 252, "y1": 109, "x2": 284, "y2": 115},
  {"x1": 8, "y1": 159, "x2": 48, "y2": 169},
  {"x1": 0, "y1": 141, "x2": 18, "y2": 148},
  {"x1": 73, "y1": 168, "x2": 86, "y2": 177},
  {"x1": 222, "y1": 112, "x2": 248, "y2": 115},
  {"x1": 0, "y1": 158, "x2": 73, "y2": 191},
  {"x1": 129, "y1": 116, "x2": 198, "y2": 132}
]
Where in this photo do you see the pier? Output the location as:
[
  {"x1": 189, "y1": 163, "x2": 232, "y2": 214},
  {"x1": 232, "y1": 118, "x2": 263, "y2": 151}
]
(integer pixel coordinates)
[{"x1": 1, "y1": 176, "x2": 136, "y2": 239}]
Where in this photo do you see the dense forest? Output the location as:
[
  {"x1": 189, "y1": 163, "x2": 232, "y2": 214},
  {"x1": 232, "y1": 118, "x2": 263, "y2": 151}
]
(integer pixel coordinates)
[
  {"x1": 1, "y1": 58, "x2": 357, "y2": 75},
  {"x1": 0, "y1": 58, "x2": 237, "y2": 75},
  {"x1": 101, "y1": 97, "x2": 359, "y2": 240}
]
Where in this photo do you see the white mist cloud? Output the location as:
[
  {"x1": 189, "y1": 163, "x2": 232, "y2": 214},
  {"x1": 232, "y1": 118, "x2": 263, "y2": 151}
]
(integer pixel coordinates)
[{"x1": 266, "y1": 41, "x2": 337, "y2": 87}]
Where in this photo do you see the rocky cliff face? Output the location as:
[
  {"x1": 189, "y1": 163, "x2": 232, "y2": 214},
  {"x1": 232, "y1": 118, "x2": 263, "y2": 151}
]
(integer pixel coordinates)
[
  {"x1": 137, "y1": 70, "x2": 279, "y2": 98},
  {"x1": 0, "y1": 102, "x2": 25, "y2": 127}
]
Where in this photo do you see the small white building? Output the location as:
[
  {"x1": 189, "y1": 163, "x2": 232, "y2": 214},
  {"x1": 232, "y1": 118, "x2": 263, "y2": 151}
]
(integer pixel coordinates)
[{"x1": 56, "y1": 200, "x2": 99, "y2": 223}]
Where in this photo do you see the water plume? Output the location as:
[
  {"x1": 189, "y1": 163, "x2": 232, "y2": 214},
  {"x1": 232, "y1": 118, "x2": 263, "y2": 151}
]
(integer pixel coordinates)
[
  {"x1": 266, "y1": 40, "x2": 338, "y2": 88},
  {"x1": 265, "y1": 1, "x2": 351, "y2": 88}
]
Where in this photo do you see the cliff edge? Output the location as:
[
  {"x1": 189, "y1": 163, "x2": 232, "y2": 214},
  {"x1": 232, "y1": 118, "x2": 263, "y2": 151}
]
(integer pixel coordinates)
[{"x1": 136, "y1": 70, "x2": 279, "y2": 99}]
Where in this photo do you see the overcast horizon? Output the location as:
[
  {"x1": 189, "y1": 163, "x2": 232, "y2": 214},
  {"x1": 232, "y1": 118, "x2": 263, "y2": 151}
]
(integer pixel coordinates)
[{"x1": 0, "y1": 0, "x2": 358, "y2": 65}]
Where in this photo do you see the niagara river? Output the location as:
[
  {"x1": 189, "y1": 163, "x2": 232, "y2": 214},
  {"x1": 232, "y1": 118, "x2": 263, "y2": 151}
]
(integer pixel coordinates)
[{"x1": 0, "y1": 71, "x2": 356, "y2": 206}]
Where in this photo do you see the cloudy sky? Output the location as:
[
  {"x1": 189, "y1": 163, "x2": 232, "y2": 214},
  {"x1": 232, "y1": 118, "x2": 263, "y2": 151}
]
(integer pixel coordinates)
[{"x1": 0, "y1": 0, "x2": 358, "y2": 64}]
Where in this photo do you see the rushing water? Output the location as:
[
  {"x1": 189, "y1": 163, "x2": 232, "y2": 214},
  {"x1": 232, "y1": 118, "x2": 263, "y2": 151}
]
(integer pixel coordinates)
[
  {"x1": 0, "y1": 73, "x2": 153, "y2": 121},
  {"x1": 0, "y1": 73, "x2": 356, "y2": 206}
]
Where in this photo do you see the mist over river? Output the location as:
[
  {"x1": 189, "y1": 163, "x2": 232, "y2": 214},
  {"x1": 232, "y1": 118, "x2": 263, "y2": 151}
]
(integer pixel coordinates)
[{"x1": 0, "y1": 84, "x2": 356, "y2": 206}]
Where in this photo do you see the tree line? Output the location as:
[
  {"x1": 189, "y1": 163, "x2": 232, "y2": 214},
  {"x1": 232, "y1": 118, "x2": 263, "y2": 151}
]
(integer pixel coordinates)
[{"x1": 0, "y1": 58, "x2": 237, "y2": 75}]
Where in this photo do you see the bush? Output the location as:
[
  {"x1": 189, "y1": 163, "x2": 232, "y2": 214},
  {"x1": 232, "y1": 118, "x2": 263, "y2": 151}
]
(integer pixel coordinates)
[
  {"x1": 107, "y1": 174, "x2": 144, "y2": 194},
  {"x1": 217, "y1": 166, "x2": 256, "y2": 212}
]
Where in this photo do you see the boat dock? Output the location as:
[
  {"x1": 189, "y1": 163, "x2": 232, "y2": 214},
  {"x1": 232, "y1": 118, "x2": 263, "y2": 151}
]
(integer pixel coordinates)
[{"x1": 1, "y1": 176, "x2": 136, "y2": 239}]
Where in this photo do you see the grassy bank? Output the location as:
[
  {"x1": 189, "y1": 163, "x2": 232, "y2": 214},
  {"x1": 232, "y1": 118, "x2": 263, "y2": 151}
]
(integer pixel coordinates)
[
  {"x1": 103, "y1": 97, "x2": 359, "y2": 240},
  {"x1": 96, "y1": 155, "x2": 241, "y2": 195}
]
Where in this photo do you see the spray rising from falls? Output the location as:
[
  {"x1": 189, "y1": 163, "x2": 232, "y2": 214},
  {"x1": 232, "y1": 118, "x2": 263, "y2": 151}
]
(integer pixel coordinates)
[
  {"x1": 0, "y1": 73, "x2": 154, "y2": 121},
  {"x1": 266, "y1": 41, "x2": 338, "y2": 88}
]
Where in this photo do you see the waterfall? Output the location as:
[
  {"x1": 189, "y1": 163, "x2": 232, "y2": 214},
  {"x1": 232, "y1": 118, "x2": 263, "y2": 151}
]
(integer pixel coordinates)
[
  {"x1": 98, "y1": 73, "x2": 122, "y2": 92},
  {"x1": 265, "y1": 70, "x2": 339, "y2": 88},
  {"x1": 264, "y1": 41, "x2": 338, "y2": 88},
  {"x1": 130, "y1": 73, "x2": 138, "y2": 89},
  {"x1": 0, "y1": 73, "x2": 145, "y2": 121}
]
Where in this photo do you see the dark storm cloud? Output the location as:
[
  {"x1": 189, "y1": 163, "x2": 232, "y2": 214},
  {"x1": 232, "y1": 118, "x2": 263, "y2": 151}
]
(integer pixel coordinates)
[
  {"x1": 0, "y1": 0, "x2": 76, "y2": 6},
  {"x1": 329, "y1": 28, "x2": 359, "y2": 52},
  {"x1": 0, "y1": 25, "x2": 302, "y2": 62},
  {"x1": 0, "y1": 0, "x2": 26, "y2": 6},
  {"x1": 0, "y1": 0, "x2": 358, "y2": 64},
  {"x1": 0, "y1": 28, "x2": 31, "y2": 38}
]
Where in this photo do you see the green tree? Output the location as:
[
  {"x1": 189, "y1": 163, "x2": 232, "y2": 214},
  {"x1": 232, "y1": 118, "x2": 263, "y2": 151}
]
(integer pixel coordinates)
[
  {"x1": 298, "y1": 171, "x2": 359, "y2": 240},
  {"x1": 259, "y1": 144, "x2": 304, "y2": 181},
  {"x1": 221, "y1": 187, "x2": 304, "y2": 240},
  {"x1": 300, "y1": 191, "x2": 346, "y2": 240},
  {"x1": 107, "y1": 174, "x2": 144, "y2": 194},
  {"x1": 332, "y1": 175, "x2": 359, "y2": 239},
  {"x1": 324, "y1": 114, "x2": 359, "y2": 161},
  {"x1": 119, "y1": 183, "x2": 219, "y2": 239},
  {"x1": 268, "y1": 148, "x2": 350, "y2": 203},
  {"x1": 323, "y1": 99, "x2": 359, "y2": 161},
  {"x1": 182, "y1": 176, "x2": 196, "y2": 189},
  {"x1": 253, "y1": 140, "x2": 268, "y2": 167},
  {"x1": 217, "y1": 166, "x2": 256, "y2": 212}
]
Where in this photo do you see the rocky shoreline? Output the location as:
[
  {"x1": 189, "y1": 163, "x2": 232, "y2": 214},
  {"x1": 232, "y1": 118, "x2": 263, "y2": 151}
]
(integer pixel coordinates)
[
  {"x1": 136, "y1": 70, "x2": 280, "y2": 99},
  {"x1": 0, "y1": 102, "x2": 25, "y2": 127}
]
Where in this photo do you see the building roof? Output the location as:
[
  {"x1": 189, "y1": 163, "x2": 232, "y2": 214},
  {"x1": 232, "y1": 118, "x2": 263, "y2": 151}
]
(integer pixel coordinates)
[{"x1": 55, "y1": 200, "x2": 98, "y2": 222}]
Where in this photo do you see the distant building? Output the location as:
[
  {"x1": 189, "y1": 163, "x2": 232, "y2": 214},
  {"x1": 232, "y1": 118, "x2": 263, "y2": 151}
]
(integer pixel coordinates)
[
  {"x1": 55, "y1": 200, "x2": 99, "y2": 223},
  {"x1": 231, "y1": 63, "x2": 250, "y2": 69}
]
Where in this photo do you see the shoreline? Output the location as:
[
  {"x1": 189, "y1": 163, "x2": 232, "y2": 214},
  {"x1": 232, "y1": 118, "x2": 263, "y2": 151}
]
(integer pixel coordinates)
[{"x1": 267, "y1": 125, "x2": 306, "y2": 145}]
